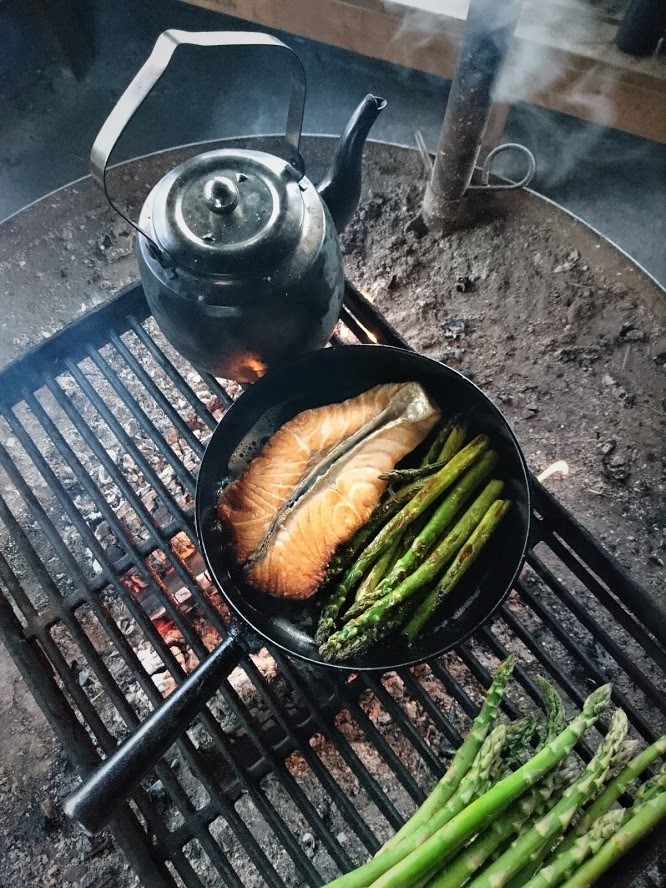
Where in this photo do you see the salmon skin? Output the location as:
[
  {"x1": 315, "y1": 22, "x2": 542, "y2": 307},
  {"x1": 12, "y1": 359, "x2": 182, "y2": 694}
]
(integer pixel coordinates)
[{"x1": 218, "y1": 382, "x2": 441, "y2": 599}]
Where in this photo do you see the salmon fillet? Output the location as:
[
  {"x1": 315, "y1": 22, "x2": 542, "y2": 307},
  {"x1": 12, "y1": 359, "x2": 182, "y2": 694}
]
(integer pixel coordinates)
[
  {"x1": 218, "y1": 382, "x2": 408, "y2": 564},
  {"x1": 246, "y1": 383, "x2": 440, "y2": 598}
]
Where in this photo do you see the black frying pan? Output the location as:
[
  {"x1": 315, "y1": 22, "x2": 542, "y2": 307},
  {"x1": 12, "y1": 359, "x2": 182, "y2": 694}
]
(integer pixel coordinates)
[{"x1": 65, "y1": 345, "x2": 530, "y2": 835}]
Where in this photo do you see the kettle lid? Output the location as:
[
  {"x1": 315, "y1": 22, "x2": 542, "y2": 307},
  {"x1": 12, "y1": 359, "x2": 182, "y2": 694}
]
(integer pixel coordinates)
[{"x1": 149, "y1": 149, "x2": 306, "y2": 274}]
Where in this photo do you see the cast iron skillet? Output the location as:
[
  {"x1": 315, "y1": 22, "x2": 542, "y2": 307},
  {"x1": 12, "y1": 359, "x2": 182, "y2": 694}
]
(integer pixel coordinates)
[{"x1": 65, "y1": 345, "x2": 530, "y2": 835}]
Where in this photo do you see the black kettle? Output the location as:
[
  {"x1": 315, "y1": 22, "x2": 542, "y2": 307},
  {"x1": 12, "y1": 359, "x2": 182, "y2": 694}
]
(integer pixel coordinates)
[{"x1": 91, "y1": 30, "x2": 385, "y2": 382}]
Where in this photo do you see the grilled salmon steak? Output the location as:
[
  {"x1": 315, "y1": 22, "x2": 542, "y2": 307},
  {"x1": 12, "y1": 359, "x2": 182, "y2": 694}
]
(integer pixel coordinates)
[{"x1": 218, "y1": 381, "x2": 440, "y2": 598}]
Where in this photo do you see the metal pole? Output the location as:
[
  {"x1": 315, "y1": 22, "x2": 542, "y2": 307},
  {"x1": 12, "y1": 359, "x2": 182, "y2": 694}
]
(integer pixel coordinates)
[{"x1": 422, "y1": 0, "x2": 522, "y2": 231}]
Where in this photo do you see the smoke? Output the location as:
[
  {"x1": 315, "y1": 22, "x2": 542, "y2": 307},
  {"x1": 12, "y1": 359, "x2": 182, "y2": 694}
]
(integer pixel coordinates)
[
  {"x1": 389, "y1": 0, "x2": 648, "y2": 189},
  {"x1": 389, "y1": 8, "x2": 458, "y2": 59},
  {"x1": 392, "y1": 1, "x2": 616, "y2": 125},
  {"x1": 496, "y1": 0, "x2": 613, "y2": 126}
]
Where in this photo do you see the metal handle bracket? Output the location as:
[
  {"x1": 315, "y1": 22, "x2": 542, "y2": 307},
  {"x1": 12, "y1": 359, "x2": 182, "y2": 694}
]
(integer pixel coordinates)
[{"x1": 90, "y1": 30, "x2": 307, "y2": 264}]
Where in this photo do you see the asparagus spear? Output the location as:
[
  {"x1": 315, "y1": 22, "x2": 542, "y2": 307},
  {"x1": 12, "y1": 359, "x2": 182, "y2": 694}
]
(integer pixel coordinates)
[
  {"x1": 490, "y1": 683, "x2": 564, "y2": 788},
  {"x1": 421, "y1": 419, "x2": 456, "y2": 467},
  {"x1": 427, "y1": 760, "x2": 580, "y2": 888},
  {"x1": 556, "y1": 732, "x2": 666, "y2": 852},
  {"x1": 341, "y1": 434, "x2": 490, "y2": 590},
  {"x1": 324, "y1": 684, "x2": 612, "y2": 888},
  {"x1": 349, "y1": 540, "x2": 400, "y2": 621},
  {"x1": 436, "y1": 421, "x2": 468, "y2": 465},
  {"x1": 536, "y1": 676, "x2": 567, "y2": 744},
  {"x1": 315, "y1": 479, "x2": 428, "y2": 641},
  {"x1": 392, "y1": 508, "x2": 435, "y2": 566},
  {"x1": 345, "y1": 454, "x2": 498, "y2": 620},
  {"x1": 315, "y1": 582, "x2": 357, "y2": 647},
  {"x1": 319, "y1": 482, "x2": 503, "y2": 661},
  {"x1": 558, "y1": 789, "x2": 666, "y2": 888},
  {"x1": 633, "y1": 761, "x2": 666, "y2": 806},
  {"x1": 314, "y1": 540, "x2": 400, "y2": 646},
  {"x1": 502, "y1": 702, "x2": 622, "y2": 887},
  {"x1": 381, "y1": 656, "x2": 515, "y2": 854},
  {"x1": 464, "y1": 708, "x2": 628, "y2": 888},
  {"x1": 507, "y1": 739, "x2": 640, "y2": 887},
  {"x1": 536, "y1": 737, "x2": 646, "y2": 874},
  {"x1": 382, "y1": 421, "x2": 467, "y2": 484},
  {"x1": 490, "y1": 714, "x2": 542, "y2": 784},
  {"x1": 380, "y1": 459, "x2": 451, "y2": 484},
  {"x1": 336, "y1": 724, "x2": 507, "y2": 888},
  {"x1": 611, "y1": 738, "x2": 641, "y2": 776},
  {"x1": 403, "y1": 498, "x2": 511, "y2": 643},
  {"x1": 321, "y1": 436, "x2": 486, "y2": 638},
  {"x1": 390, "y1": 724, "x2": 510, "y2": 859},
  {"x1": 521, "y1": 808, "x2": 626, "y2": 888}
]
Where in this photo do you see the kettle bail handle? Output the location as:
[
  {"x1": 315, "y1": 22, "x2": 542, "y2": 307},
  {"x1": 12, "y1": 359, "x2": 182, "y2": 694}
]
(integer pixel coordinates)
[{"x1": 90, "y1": 30, "x2": 307, "y2": 266}]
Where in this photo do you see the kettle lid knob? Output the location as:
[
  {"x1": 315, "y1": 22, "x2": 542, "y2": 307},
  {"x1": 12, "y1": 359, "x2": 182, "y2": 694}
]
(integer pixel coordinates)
[
  {"x1": 204, "y1": 176, "x2": 239, "y2": 214},
  {"x1": 146, "y1": 149, "x2": 311, "y2": 275}
]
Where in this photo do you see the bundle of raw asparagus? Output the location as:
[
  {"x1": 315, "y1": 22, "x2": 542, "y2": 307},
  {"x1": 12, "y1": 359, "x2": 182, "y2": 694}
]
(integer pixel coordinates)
[
  {"x1": 324, "y1": 657, "x2": 666, "y2": 888},
  {"x1": 315, "y1": 419, "x2": 511, "y2": 660}
]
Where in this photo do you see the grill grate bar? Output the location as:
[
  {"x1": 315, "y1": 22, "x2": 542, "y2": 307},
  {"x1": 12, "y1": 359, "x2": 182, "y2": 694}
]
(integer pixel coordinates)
[
  {"x1": 128, "y1": 318, "x2": 225, "y2": 426},
  {"x1": 89, "y1": 343, "x2": 199, "y2": 490},
  {"x1": 32, "y1": 382, "x2": 210, "y2": 668},
  {"x1": 532, "y1": 485, "x2": 666, "y2": 644},
  {"x1": 517, "y1": 571, "x2": 662, "y2": 741},
  {"x1": 164, "y1": 718, "x2": 292, "y2": 888},
  {"x1": 0, "y1": 281, "x2": 663, "y2": 887},
  {"x1": 542, "y1": 520, "x2": 666, "y2": 669},
  {"x1": 236, "y1": 655, "x2": 373, "y2": 863},
  {"x1": 48, "y1": 368, "x2": 227, "y2": 648},
  {"x1": 64, "y1": 358, "x2": 192, "y2": 530},
  {"x1": 0, "y1": 424, "x2": 272, "y2": 862},
  {"x1": 162, "y1": 851, "x2": 205, "y2": 888},
  {"x1": 543, "y1": 528, "x2": 666, "y2": 670},
  {"x1": 206, "y1": 679, "x2": 327, "y2": 886},
  {"x1": 274, "y1": 652, "x2": 405, "y2": 842},
  {"x1": 219, "y1": 681, "x2": 345, "y2": 884},
  {"x1": 336, "y1": 678, "x2": 429, "y2": 805},
  {"x1": 22, "y1": 387, "x2": 198, "y2": 620},
  {"x1": 0, "y1": 515, "x2": 194, "y2": 842},
  {"x1": 529, "y1": 548, "x2": 666, "y2": 698},
  {"x1": 521, "y1": 552, "x2": 666, "y2": 731},
  {"x1": 338, "y1": 306, "x2": 375, "y2": 344},
  {"x1": 84, "y1": 514, "x2": 191, "y2": 595},
  {"x1": 198, "y1": 370, "x2": 235, "y2": 409},
  {"x1": 422, "y1": 657, "x2": 484, "y2": 723},
  {"x1": 0, "y1": 432, "x2": 95, "y2": 596},
  {"x1": 108, "y1": 331, "x2": 206, "y2": 459},
  {"x1": 360, "y1": 673, "x2": 441, "y2": 781},
  {"x1": 396, "y1": 668, "x2": 465, "y2": 751}
]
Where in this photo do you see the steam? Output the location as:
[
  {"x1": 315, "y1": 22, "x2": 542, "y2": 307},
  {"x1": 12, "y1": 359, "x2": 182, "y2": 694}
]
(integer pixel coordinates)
[
  {"x1": 392, "y1": 1, "x2": 614, "y2": 124},
  {"x1": 496, "y1": 0, "x2": 612, "y2": 125},
  {"x1": 389, "y1": 0, "x2": 641, "y2": 189}
]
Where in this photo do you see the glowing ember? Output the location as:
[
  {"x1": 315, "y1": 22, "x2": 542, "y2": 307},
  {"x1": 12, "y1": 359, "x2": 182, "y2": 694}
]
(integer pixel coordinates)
[{"x1": 537, "y1": 460, "x2": 570, "y2": 483}]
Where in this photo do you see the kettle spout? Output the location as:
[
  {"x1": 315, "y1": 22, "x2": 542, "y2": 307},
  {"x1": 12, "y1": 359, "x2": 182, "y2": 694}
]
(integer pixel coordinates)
[{"x1": 317, "y1": 95, "x2": 387, "y2": 232}]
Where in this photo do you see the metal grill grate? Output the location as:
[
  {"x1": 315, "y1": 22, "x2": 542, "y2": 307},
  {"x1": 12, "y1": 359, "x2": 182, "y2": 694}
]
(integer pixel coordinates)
[{"x1": 0, "y1": 281, "x2": 664, "y2": 887}]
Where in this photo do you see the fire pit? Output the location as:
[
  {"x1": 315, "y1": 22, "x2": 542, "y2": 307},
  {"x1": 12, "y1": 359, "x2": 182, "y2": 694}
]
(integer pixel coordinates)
[{"x1": 0, "y1": 136, "x2": 665, "y2": 887}]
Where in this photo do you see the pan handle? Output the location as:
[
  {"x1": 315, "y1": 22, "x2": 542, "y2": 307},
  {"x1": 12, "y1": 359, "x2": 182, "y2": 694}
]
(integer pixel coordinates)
[{"x1": 64, "y1": 634, "x2": 239, "y2": 835}]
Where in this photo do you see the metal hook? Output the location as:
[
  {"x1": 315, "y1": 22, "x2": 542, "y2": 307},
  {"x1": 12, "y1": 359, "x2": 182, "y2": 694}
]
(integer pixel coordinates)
[{"x1": 467, "y1": 142, "x2": 536, "y2": 191}]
